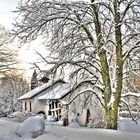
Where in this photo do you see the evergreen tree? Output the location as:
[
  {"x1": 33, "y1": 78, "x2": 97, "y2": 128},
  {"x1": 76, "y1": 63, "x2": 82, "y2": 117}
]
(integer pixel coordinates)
[{"x1": 31, "y1": 69, "x2": 38, "y2": 90}]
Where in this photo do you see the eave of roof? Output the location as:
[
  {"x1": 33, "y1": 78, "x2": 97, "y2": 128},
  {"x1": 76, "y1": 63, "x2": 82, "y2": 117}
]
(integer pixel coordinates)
[
  {"x1": 38, "y1": 83, "x2": 71, "y2": 100},
  {"x1": 18, "y1": 79, "x2": 67, "y2": 100},
  {"x1": 18, "y1": 84, "x2": 48, "y2": 100}
]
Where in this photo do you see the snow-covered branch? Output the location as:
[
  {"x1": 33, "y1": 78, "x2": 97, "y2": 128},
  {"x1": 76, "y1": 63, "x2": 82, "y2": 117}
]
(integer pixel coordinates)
[
  {"x1": 121, "y1": 92, "x2": 140, "y2": 98},
  {"x1": 66, "y1": 88, "x2": 104, "y2": 109}
]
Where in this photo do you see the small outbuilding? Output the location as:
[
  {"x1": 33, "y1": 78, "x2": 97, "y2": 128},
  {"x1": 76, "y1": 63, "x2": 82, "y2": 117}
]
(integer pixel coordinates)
[{"x1": 18, "y1": 79, "x2": 71, "y2": 120}]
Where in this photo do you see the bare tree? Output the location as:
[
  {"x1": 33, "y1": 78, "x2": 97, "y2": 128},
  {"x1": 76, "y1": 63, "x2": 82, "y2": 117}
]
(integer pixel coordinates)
[
  {"x1": 0, "y1": 25, "x2": 18, "y2": 76},
  {"x1": 120, "y1": 51, "x2": 140, "y2": 123},
  {"x1": 12, "y1": 0, "x2": 140, "y2": 129},
  {"x1": 0, "y1": 71, "x2": 30, "y2": 116}
]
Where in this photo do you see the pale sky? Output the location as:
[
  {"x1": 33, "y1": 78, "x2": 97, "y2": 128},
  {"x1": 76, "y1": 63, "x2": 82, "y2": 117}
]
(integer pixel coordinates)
[
  {"x1": 0, "y1": 0, "x2": 19, "y2": 29},
  {"x1": 0, "y1": 0, "x2": 47, "y2": 78}
]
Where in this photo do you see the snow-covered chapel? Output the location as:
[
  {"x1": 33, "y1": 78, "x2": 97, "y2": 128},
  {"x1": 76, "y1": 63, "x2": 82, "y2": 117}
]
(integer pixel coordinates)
[{"x1": 18, "y1": 70, "x2": 71, "y2": 122}]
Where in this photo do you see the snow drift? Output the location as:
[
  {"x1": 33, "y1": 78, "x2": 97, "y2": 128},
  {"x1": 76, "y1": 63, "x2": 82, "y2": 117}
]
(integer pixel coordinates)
[{"x1": 16, "y1": 115, "x2": 45, "y2": 138}]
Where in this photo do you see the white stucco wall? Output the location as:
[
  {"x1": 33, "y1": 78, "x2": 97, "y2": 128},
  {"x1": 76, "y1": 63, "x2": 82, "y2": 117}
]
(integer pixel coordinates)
[
  {"x1": 21, "y1": 99, "x2": 33, "y2": 112},
  {"x1": 21, "y1": 92, "x2": 49, "y2": 117}
]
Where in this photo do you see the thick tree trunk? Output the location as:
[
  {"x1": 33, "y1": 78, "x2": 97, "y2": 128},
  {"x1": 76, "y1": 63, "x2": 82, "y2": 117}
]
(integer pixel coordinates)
[
  {"x1": 106, "y1": 107, "x2": 118, "y2": 129},
  {"x1": 91, "y1": 0, "x2": 123, "y2": 129},
  {"x1": 105, "y1": 93, "x2": 121, "y2": 129},
  {"x1": 105, "y1": 0, "x2": 123, "y2": 130}
]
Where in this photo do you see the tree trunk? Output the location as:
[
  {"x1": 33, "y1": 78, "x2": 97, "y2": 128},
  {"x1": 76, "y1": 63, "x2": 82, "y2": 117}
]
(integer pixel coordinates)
[
  {"x1": 91, "y1": 0, "x2": 123, "y2": 129},
  {"x1": 105, "y1": 0, "x2": 123, "y2": 130}
]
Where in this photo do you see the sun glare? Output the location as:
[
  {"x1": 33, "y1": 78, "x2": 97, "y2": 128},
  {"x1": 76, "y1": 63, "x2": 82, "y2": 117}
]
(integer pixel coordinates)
[{"x1": 18, "y1": 39, "x2": 47, "y2": 78}]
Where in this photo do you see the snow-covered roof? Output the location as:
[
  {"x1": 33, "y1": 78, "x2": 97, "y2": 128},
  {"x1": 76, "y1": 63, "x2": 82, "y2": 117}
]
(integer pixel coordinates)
[
  {"x1": 18, "y1": 84, "x2": 49, "y2": 100},
  {"x1": 38, "y1": 82, "x2": 70, "y2": 100},
  {"x1": 18, "y1": 80, "x2": 70, "y2": 100}
]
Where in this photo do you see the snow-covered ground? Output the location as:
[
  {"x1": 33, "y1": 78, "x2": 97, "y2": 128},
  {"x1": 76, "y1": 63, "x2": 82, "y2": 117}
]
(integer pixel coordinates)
[
  {"x1": 0, "y1": 119, "x2": 19, "y2": 135},
  {"x1": 118, "y1": 117, "x2": 140, "y2": 133},
  {"x1": 1, "y1": 117, "x2": 140, "y2": 140}
]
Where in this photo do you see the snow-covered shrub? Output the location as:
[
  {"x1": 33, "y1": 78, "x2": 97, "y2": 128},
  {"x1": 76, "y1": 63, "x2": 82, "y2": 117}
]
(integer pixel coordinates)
[
  {"x1": 16, "y1": 115, "x2": 45, "y2": 138},
  {"x1": 0, "y1": 74, "x2": 30, "y2": 116},
  {"x1": 8, "y1": 111, "x2": 33, "y2": 122},
  {"x1": 0, "y1": 109, "x2": 11, "y2": 117}
]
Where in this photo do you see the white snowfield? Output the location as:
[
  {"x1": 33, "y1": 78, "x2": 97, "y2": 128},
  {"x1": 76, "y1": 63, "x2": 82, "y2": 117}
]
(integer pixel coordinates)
[
  {"x1": 0, "y1": 115, "x2": 45, "y2": 140},
  {"x1": 38, "y1": 125, "x2": 140, "y2": 140},
  {"x1": 0, "y1": 117, "x2": 140, "y2": 140}
]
